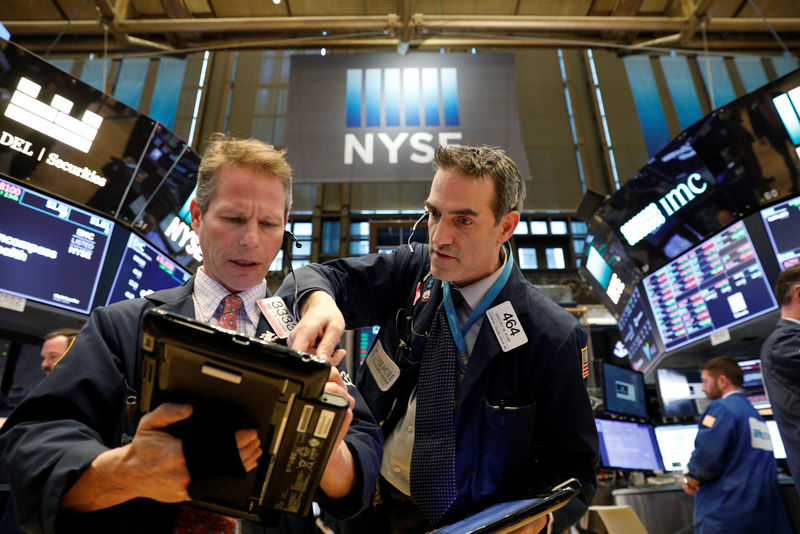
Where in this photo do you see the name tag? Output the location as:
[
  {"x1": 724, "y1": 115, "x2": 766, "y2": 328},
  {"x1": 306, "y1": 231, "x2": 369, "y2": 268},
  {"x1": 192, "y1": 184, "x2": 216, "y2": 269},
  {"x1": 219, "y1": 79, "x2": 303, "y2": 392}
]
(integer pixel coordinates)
[
  {"x1": 486, "y1": 301, "x2": 528, "y2": 352},
  {"x1": 366, "y1": 339, "x2": 400, "y2": 391},
  {"x1": 749, "y1": 417, "x2": 774, "y2": 452},
  {"x1": 257, "y1": 296, "x2": 297, "y2": 339}
]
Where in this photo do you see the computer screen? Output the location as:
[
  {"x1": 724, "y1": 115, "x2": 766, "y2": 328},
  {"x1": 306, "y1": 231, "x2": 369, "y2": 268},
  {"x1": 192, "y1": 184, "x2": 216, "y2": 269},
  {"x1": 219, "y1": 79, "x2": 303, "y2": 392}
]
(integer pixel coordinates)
[
  {"x1": 760, "y1": 195, "x2": 800, "y2": 271},
  {"x1": 656, "y1": 367, "x2": 710, "y2": 418},
  {"x1": 738, "y1": 359, "x2": 770, "y2": 412},
  {"x1": 643, "y1": 220, "x2": 777, "y2": 352},
  {"x1": 603, "y1": 362, "x2": 648, "y2": 419},
  {"x1": 655, "y1": 423, "x2": 698, "y2": 472},
  {"x1": 595, "y1": 418, "x2": 665, "y2": 471},
  {"x1": 0, "y1": 176, "x2": 114, "y2": 314},
  {"x1": 617, "y1": 285, "x2": 664, "y2": 374},
  {"x1": 767, "y1": 419, "x2": 787, "y2": 460},
  {"x1": 105, "y1": 232, "x2": 191, "y2": 305}
]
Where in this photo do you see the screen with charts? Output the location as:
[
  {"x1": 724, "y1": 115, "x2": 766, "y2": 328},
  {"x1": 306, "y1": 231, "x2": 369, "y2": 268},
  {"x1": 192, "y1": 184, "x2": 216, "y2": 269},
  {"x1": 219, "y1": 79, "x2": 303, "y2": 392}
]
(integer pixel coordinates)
[
  {"x1": 617, "y1": 285, "x2": 664, "y2": 374},
  {"x1": 760, "y1": 195, "x2": 800, "y2": 271},
  {"x1": 656, "y1": 367, "x2": 710, "y2": 418},
  {"x1": 595, "y1": 419, "x2": 664, "y2": 471},
  {"x1": 105, "y1": 232, "x2": 191, "y2": 305},
  {"x1": 603, "y1": 362, "x2": 648, "y2": 419},
  {"x1": 0, "y1": 176, "x2": 114, "y2": 314},
  {"x1": 643, "y1": 221, "x2": 777, "y2": 352}
]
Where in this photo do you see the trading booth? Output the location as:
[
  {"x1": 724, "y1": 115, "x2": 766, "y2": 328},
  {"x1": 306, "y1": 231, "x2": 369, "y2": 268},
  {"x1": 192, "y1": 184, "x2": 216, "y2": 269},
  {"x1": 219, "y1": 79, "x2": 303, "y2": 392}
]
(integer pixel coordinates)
[{"x1": 581, "y1": 66, "x2": 800, "y2": 533}]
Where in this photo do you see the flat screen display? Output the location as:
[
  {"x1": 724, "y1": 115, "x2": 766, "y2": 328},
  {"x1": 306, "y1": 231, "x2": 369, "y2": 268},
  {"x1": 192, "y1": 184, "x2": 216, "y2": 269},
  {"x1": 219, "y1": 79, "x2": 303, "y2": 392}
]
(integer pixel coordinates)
[
  {"x1": 767, "y1": 419, "x2": 786, "y2": 460},
  {"x1": 105, "y1": 232, "x2": 191, "y2": 305},
  {"x1": 643, "y1": 221, "x2": 777, "y2": 352},
  {"x1": 654, "y1": 423, "x2": 698, "y2": 472},
  {"x1": 595, "y1": 418, "x2": 664, "y2": 471},
  {"x1": 617, "y1": 285, "x2": 664, "y2": 374},
  {"x1": 0, "y1": 39, "x2": 155, "y2": 215},
  {"x1": 760, "y1": 195, "x2": 800, "y2": 270},
  {"x1": 0, "y1": 176, "x2": 113, "y2": 313},
  {"x1": 738, "y1": 359, "x2": 770, "y2": 412},
  {"x1": 603, "y1": 362, "x2": 648, "y2": 419},
  {"x1": 656, "y1": 367, "x2": 709, "y2": 418}
]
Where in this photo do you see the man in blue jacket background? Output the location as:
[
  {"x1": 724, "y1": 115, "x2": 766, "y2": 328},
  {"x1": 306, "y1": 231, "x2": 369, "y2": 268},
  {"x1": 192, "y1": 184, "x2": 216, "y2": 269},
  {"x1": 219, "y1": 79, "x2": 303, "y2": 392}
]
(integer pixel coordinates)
[{"x1": 682, "y1": 356, "x2": 791, "y2": 534}]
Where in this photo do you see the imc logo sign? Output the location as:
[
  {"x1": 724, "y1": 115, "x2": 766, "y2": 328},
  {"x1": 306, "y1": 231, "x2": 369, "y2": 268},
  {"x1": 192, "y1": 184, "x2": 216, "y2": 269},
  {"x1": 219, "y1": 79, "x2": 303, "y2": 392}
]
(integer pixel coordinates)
[{"x1": 344, "y1": 67, "x2": 462, "y2": 165}]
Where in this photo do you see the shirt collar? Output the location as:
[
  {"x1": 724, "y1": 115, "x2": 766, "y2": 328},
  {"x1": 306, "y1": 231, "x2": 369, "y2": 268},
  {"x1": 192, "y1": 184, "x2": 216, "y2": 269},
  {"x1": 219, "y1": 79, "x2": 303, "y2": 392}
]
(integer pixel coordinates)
[
  {"x1": 456, "y1": 247, "x2": 508, "y2": 311},
  {"x1": 193, "y1": 267, "x2": 266, "y2": 327},
  {"x1": 722, "y1": 389, "x2": 743, "y2": 399},
  {"x1": 782, "y1": 317, "x2": 800, "y2": 326}
]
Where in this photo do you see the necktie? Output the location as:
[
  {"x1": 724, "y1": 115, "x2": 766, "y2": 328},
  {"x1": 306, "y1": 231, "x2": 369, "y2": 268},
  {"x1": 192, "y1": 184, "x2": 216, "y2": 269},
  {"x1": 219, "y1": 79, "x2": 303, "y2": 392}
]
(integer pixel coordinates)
[
  {"x1": 410, "y1": 288, "x2": 464, "y2": 524},
  {"x1": 173, "y1": 295, "x2": 245, "y2": 534},
  {"x1": 217, "y1": 294, "x2": 244, "y2": 331}
]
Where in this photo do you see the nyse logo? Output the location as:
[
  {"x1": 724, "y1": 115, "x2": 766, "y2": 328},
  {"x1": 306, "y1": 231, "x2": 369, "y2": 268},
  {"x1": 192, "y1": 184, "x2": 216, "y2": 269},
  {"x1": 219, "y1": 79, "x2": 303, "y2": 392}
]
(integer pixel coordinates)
[
  {"x1": 344, "y1": 67, "x2": 462, "y2": 165},
  {"x1": 4, "y1": 77, "x2": 103, "y2": 153}
]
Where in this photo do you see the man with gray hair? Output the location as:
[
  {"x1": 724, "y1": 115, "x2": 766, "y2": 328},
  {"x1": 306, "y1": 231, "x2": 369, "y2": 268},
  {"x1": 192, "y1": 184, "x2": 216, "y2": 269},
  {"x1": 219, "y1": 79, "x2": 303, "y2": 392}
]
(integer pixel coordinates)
[
  {"x1": 761, "y1": 264, "x2": 800, "y2": 498},
  {"x1": 0, "y1": 135, "x2": 382, "y2": 534},
  {"x1": 281, "y1": 144, "x2": 598, "y2": 533}
]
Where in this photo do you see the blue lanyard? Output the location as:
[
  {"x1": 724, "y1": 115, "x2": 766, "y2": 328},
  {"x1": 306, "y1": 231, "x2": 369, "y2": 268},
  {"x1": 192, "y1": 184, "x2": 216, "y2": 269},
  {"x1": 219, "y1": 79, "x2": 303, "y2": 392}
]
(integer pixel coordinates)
[{"x1": 442, "y1": 247, "x2": 513, "y2": 369}]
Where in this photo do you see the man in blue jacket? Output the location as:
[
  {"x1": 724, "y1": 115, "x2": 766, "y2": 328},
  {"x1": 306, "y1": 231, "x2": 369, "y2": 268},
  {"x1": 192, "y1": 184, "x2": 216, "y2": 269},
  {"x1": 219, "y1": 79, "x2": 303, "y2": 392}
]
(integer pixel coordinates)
[
  {"x1": 0, "y1": 136, "x2": 382, "y2": 534},
  {"x1": 761, "y1": 264, "x2": 800, "y2": 498},
  {"x1": 282, "y1": 145, "x2": 599, "y2": 533},
  {"x1": 682, "y1": 357, "x2": 791, "y2": 534}
]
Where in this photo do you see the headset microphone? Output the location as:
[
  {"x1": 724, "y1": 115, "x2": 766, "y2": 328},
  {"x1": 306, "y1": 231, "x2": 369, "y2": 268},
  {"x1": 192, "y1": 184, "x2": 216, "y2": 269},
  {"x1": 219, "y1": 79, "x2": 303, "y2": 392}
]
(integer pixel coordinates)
[
  {"x1": 284, "y1": 230, "x2": 302, "y2": 249},
  {"x1": 407, "y1": 211, "x2": 429, "y2": 252}
]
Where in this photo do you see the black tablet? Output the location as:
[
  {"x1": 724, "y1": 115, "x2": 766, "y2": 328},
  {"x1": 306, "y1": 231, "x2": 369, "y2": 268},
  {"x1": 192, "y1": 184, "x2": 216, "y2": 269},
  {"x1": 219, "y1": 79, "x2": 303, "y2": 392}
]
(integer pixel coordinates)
[
  {"x1": 138, "y1": 309, "x2": 349, "y2": 520},
  {"x1": 429, "y1": 478, "x2": 582, "y2": 534}
]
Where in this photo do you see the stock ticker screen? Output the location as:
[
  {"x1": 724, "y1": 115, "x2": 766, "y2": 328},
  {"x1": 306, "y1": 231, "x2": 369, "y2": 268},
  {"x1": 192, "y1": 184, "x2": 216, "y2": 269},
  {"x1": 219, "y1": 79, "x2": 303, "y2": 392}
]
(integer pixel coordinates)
[
  {"x1": 0, "y1": 176, "x2": 113, "y2": 313},
  {"x1": 760, "y1": 195, "x2": 800, "y2": 270},
  {"x1": 617, "y1": 285, "x2": 664, "y2": 374},
  {"x1": 643, "y1": 221, "x2": 777, "y2": 352},
  {"x1": 105, "y1": 232, "x2": 190, "y2": 305}
]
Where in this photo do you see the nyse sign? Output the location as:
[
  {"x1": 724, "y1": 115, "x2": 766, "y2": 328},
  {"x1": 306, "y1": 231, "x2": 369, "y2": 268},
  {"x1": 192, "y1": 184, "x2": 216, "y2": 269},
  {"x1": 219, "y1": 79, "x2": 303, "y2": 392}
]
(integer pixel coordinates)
[
  {"x1": 344, "y1": 132, "x2": 462, "y2": 165},
  {"x1": 287, "y1": 54, "x2": 530, "y2": 182}
]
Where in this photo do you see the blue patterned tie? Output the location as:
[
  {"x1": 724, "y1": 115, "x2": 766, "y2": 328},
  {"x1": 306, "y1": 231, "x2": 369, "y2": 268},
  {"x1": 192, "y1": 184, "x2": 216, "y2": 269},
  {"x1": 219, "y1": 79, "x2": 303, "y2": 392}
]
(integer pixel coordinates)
[
  {"x1": 218, "y1": 294, "x2": 244, "y2": 331},
  {"x1": 410, "y1": 288, "x2": 463, "y2": 523}
]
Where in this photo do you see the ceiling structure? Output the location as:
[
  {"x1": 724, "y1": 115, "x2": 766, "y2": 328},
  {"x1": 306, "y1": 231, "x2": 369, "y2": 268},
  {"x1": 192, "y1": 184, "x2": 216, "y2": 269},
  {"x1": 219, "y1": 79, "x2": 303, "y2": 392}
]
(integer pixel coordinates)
[{"x1": 1, "y1": 0, "x2": 799, "y2": 59}]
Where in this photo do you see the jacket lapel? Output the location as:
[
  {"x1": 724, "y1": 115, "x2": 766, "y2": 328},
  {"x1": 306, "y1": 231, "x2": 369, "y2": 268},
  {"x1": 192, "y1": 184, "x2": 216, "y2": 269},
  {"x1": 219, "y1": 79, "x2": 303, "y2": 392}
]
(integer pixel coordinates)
[{"x1": 457, "y1": 265, "x2": 531, "y2": 404}]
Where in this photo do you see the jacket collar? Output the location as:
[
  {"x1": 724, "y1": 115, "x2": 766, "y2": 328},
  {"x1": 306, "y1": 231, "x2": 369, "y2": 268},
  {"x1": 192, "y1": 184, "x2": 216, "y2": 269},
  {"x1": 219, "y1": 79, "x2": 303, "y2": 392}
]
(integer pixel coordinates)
[
  {"x1": 458, "y1": 262, "x2": 530, "y2": 404},
  {"x1": 144, "y1": 276, "x2": 272, "y2": 335}
]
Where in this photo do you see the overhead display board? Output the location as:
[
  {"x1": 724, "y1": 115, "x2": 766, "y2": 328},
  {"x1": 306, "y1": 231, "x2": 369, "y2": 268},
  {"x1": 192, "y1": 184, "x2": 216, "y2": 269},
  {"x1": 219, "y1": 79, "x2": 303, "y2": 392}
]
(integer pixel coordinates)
[
  {"x1": 0, "y1": 39, "x2": 156, "y2": 215},
  {"x1": 0, "y1": 175, "x2": 114, "y2": 313},
  {"x1": 286, "y1": 53, "x2": 530, "y2": 183}
]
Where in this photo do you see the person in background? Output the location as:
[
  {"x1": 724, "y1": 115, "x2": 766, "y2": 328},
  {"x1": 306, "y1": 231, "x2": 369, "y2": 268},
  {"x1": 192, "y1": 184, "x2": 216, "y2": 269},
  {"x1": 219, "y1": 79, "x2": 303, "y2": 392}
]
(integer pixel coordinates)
[
  {"x1": 281, "y1": 144, "x2": 598, "y2": 534},
  {"x1": 0, "y1": 135, "x2": 382, "y2": 534},
  {"x1": 39, "y1": 328, "x2": 80, "y2": 375},
  {"x1": 682, "y1": 357, "x2": 791, "y2": 533},
  {"x1": 760, "y1": 264, "x2": 800, "y2": 497}
]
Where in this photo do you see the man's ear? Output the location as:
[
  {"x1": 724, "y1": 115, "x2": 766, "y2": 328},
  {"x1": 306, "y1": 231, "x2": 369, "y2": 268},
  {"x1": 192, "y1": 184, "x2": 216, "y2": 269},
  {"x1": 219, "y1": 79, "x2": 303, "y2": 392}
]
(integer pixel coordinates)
[
  {"x1": 190, "y1": 199, "x2": 202, "y2": 232},
  {"x1": 498, "y1": 210, "x2": 520, "y2": 244}
]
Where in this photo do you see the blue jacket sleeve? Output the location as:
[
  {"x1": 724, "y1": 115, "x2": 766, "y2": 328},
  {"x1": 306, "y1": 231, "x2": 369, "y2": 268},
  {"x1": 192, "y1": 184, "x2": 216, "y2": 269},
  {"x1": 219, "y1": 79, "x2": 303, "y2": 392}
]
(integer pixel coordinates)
[
  {"x1": 687, "y1": 403, "x2": 735, "y2": 482},
  {"x1": 313, "y1": 362, "x2": 383, "y2": 519}
]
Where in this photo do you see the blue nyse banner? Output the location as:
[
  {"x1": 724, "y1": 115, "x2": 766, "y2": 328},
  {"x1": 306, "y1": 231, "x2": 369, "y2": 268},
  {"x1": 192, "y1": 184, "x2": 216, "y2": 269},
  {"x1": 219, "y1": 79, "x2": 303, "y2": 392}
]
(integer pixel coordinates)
[{"x1": 286, "y1": 53, "x2": 530, "y2": 183}]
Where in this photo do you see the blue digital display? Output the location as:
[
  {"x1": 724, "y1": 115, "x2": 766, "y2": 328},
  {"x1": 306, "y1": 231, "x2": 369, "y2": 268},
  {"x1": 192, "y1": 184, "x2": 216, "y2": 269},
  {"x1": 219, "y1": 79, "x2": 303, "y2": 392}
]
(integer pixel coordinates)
[
  {"x1": 0, "y1": 177, "x2": 114, "y2": 314},
  {"x1": 617, "y1": 285, "x2": 664, "y2": 374},
  {"x1": 105, "y1": 232, "x2": 190, "y2": 305},
  {"x1": 603, "y1": 362, "x2": 648, "y2": 419},
  {"x1": 643, "y1": 221, "x2": 777, "y2": 352}
]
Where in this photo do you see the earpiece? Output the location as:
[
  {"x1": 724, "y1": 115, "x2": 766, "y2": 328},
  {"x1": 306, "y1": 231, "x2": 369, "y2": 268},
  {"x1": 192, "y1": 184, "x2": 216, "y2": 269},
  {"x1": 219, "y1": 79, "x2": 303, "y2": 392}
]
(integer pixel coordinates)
[
  {"x1": 284, "y1": 230, "x2": 302, "y2": 249},
  {"x1": 407, "y1": 211, "x2": 429, "y2": 252}
]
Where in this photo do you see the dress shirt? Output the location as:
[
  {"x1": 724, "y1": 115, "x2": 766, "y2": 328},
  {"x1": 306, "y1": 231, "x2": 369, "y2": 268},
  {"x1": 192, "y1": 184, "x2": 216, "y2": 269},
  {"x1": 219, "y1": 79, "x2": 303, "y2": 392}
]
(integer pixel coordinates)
[
  {"x1": 192, "y1": 266, "x2": 266, "y2": 337},
  {"x1": 381, "y1": 250, "x2": 508, "y2": 496}
]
